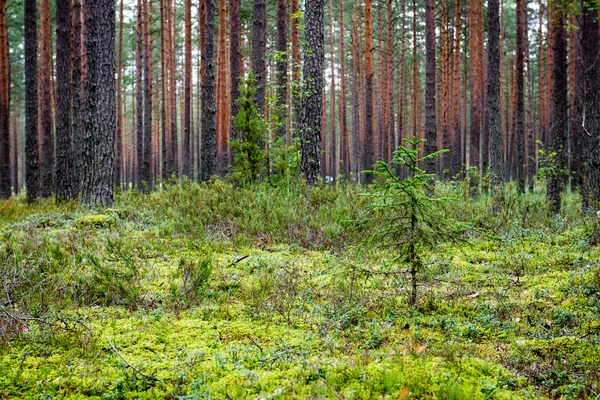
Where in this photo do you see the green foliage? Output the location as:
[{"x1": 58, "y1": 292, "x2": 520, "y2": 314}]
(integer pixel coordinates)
[
  {"x1": 358, "y1": 138, "x2": 470, "y2": 306},
  {"x1": 230, "y1": 73, "x2": 267, "y2": 186},
  {"x1": 177, "y1": 254, "x2": 212, "y2": 298}
]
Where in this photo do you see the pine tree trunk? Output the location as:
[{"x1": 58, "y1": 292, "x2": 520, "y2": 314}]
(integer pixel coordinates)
[
  {"x1": 169, "y1": 0, "x2": 179, "y2": 176},
  {"x1": 72, "y1": 0, "x2": 85, "y2": 194},
  {"x1": 252, "y1": 0, "x2": 266, "y2": 114},
  {"x1": 136, "y1": 0, "x2": 144, "y2": 189},
  {"x1": 55, "y1": 0, "x2": 75, "y2": 200},
  {"x1": 201, "y1": 0, "x2": 216, "y2": 181},
  {"x1": 275, "y1": 0, "x2": 287, "y2": 140},
  {"x1": 468, "y1": 0, "x2": 481, "y2": 169},
  {"x1": 183, "y1": 0, "x2": 192, "y2": 177},
  {"x1": 290, "y1": 0, "x2": 301, "y2": 137},
  {"x1": 299, "y1": 0, "x2": 324, "y2": 184},
  {"x1": 515, "y1": 0, "x2": 525, "y2": 193},
  {"x1": 488, "y1": 0, "x2": 504, "y2": 187},
  {"x1": 40, "y1": 0, "x2": 54, "y2": 197},
  {"x1": 547, "y1": 7, "x2": 567, "y2": 215},
  {"x1": 142, "y1": 0, "x2": 153, "y2": 190},
  {"x1": 452, "y1": 0, "x2": 462, "y2": 175},
  {"x1": 230, "y1": 0, "x2": 241, "y2": 145},
  {"x1": 339, "y1": 0, "x2": 348, "y2": 175},
  {"x1": 81, "y1": 0, "x2": 115, "y2": 206},
  {"x1": 362, "y1": 0, "x2": 374, "y2": 184},
  {"x1": 327, "y1": 0, "x2": 336, "y2": 178},
  {"x1": 115, "y1": 0, "x2": 124, "y2": 188},
  {"x1": 216, "y1": 0, "x2": 228, "y2": 174},
  {"x1": 424, "y1": 0, "x2": 436, "y2": 174},
  {"x1": 581, "y1": 1, "x2": 600, "y2": 210},
  {"x1": 0, "y1": 0, "x2": 9, "y2": 200},
  {"x1": 25, "y1": 0, "x2": 39, "y2": 203},
  {"x1": 351, "y1": 6, "x2": 361, "y2": 178}
]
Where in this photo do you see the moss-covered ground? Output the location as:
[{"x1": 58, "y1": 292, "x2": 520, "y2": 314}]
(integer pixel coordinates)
[{"x1": 1, "y1": 180, "x2": 599, "y2": 399}]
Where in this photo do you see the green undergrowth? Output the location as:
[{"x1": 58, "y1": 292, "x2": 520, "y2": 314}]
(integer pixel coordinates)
[{"x1": 1, "y1": 179, "x2": 599, "y2": 399}]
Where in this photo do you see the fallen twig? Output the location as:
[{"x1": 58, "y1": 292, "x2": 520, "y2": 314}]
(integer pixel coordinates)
[{"x1": 108, "y1": 337, "x2": 157, "y2": 381}]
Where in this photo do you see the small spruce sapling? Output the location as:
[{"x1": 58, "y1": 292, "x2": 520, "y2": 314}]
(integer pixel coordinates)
[
  {"x1": 230, "y1": 73, "x2": 267, "y2": 185},
  {"x1": 358, "y1": 138, "x2": 470, "y2": 307}
]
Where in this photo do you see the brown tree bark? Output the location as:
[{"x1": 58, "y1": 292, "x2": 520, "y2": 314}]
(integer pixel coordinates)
[
  {"x1": 468, "y1": 0, "x2": 483, "y2": 169},
  {"x1": 275, "y1": 0, "x2": 288, "y2": 140},
  {"x1": 327, "y1": 0, "x2": 336, "y2": 177},
  {"x1": 115, "y1": 0, "x2": 124, "y2": 187},
  {"x1": 142, "y1": 0, "x2": 153, "y2": 190},
  {"x1": 339, "y1": 0, "x2": 348, "y2": 175},
  {"x1": 424, "y1": 0, "x2": 436, "y2": 174},
  {"x1": 55, "y1": 0, "x2": 75, "y2": 200},
  {"x1": 515, "y1": 0, "x2": 526, "y2": 193},
  {"x1": 39, "y1": 0, "x2": 54, "y2": 197},
  {"x1": 169, "y1": 0, "x2": 179, "y2": 176},
  {"x1": 451, "y1": 0, "x2": 462, "y2": 175},
  {"x1": 201, "y1": 0, "x2": 216, "y2": 181},
  {"x1": 25, "y1": 0, "x2": 39, "y2": 203},
  {"x1": 230, "y1": 0, "x2": 241, "y2": 145},
  {"x1": 488, "y1": 0, "x2": 504, "y2": 186},
  {"x1": 351, "y1": 5, "x2": 361, "y2": 177},
  {"x1": 547, "y1": 6, "x2": 568, "y2": 214},
  {"x1": 300, "y1": 0, "x2": 324, "y2": 184},
  {"x1": 135, "y1": 0, "x2": 144, "y2": 188},
  {"x1": 72, "y1": 0, "x2": 85, "y2": 193},
  {"x1": 216, "y1": 0, "x2": 228, "y2": 174},
  {"x1": 252, "y1": 0, "x2": 266, "y2": 114},
  {"x1": 80, "y1": 0, "x2": 116, "y2": 206},
  {"x1": 0, "y1": 0, "x2": 8, "y2": 199},
  {"x1": 183, "y1": 0, "x2": 193, "y2": 177},
  {"x1": 362, "y1": 0, "x2": 374, "y2": 184}
]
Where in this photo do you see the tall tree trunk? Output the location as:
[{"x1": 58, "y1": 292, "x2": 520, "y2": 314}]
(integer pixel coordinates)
[
  {"x1": 351, "y1": 5, "x2": 361, "y2": 178},
  {"x1": 81, "y1": 0, "x2": 116, "y2": 206},
  {"x1": 424, "y1": 0, "x2": 436, "y2": 174},
  {"x1": 201, "y1": 0, "x2": 216, "y2": 181},
  {"x1": 581, "y1": 0, "x2": 600, "y2": 210},
  {"x1": 385, "y1": 0, "x2": 393, "y2": 164},
  {"x1": 252, "y1": 0, "x2": 266, "y2": 114},
  {"x1": 362, "y1": 0, "x2": 374, "y2": 184},
  {"x1": 40, "y1": 0, "x2": 54, "y2": 197},
  {"x1": 468, "y1": 0, "x2": 482, "y2": 169},
  {"x1": 25, "y1": 0, "x2": 39, "y2": 203},
  {"x1": 72, "y1": 0, "x2": 85, "y2": 194},
  {"x1": 547, "y1": 6, "x2": 568, "y2": 215},
  {"x1": 136, "y1": 0, "x2": 144, "y2": 189},
  {"x1": 216, "y1": 0, "x2": 228, "y2": 174},
  {"x1": 0, "y1": 0, "x2": 8, "y2": 199},
  {"x1": 160, "y1": 0, "x2": 170, "y2": 179},
  {"x1": 230, "y1": 0, "x2": 241, "y2": 145},
  {"x1": 290, "y1": 0, "x2": 301, "y2": 137},
  {"x1": 339, "y1": 0, "x2": 348, "y2": 175},
  {"x1": 169, "y1": 0, "x2": 179, "y2": 177},
  {"x1": 327, "y1": 0, "x2": 336, "y2": 177},
  {"x1": 115, "y1": 0, "x2": 124, "y2": 187},
  {"x1": 55, "y1": 0, "x2": 75, "y2": 200},
  {"x1": 11, "y1": 102, "x2": 18, "y2": 194},
  {"x1": 183, "y1": 0, "x2": 192, "y2": 177},
  {"x1": 452, "y1": 0, "x2": 462, "y2": 175},
  {"x1": 276, "y1": 0, "x2": 287, "y2": 140},
  {"x1": 142, "y1": 0, "x2": 153, "y2": 190},
  {"x1": 488, "y1": 0, "x2": 504, "y2": 186},
  {"x1": 515, "y1": 0, "x2": 525, "y2": 193},
  {"x1": 299, "y1": 0, "x2": 324, "y2": 184},
  {"x1": 525, "y1": 2, "x2": 535, "y2": 190}
]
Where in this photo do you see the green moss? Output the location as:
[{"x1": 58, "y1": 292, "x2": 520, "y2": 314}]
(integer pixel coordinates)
[{"x1": 75, "y1": 214, "x2": 112, "y2": 229}]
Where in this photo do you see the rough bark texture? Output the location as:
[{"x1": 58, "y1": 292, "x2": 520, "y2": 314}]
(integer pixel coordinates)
[
  {"x1": 115, "y1": 0, "x2": 124, "y2": 187},
  {"x1": 142, "y1": 0, "x2": 152, "y2": 190},
  {"x1": 55, "y1": 0, "x2": 75, "y2": 200},
  {"x1": 135, "y1": 0, "x2": 144, "y2": 189},
  {"x1": 0, "y1": 0, "x2": 8, "y2": 200},
  {"x1": 80, "y1": 0, "x2": 116, "y2": 206},
  {"x1": 216, "y1": 0, "x2": 228, "y2": 174},
  {"x1": 452, "y1": 0, "x2": 462, "y2": 175},
  {"x1": 339, "y1": 0, "x2": 348, "y2": 175},
  {"x1": 40, "y1": 0, "x2": 54, "y2": 197},
  {"x1": 547, "y1": 8, "x2": 567, "y2": 215},
  {"x1": 230, "y1": 0, "x2": 241, "y2": 144},
  {"x1": 201, "y1": 0, "x2": 216, "y2": 181},
  {"x1": 327, "y1": 0, "x2": 336, "y2": 177},
  {"x1": 515, "y1": 0, "x2": 525, "y2": 193},
  {"x1": 468, "y1": 0, "x2": 482, "y2": 169},
  {"x1": 299, "y1": 0, "x2": 324, "y2": 184},
  {"x1": 362, "y1": 0, "x2": 374, "y2": 184},
  {"x1": 169, "y1": 0, "x2": 179, "y2": 177},
  {"x1": 275, "y1": 0, "x2": 287, "y2": 139},
  {"x1": 424, "y1": 0, "x2": 436, "y2": 174},
  {"x1": 252, "y1": 0, "x2": 266, "y2": 114},
  {"x1": 581, "y1": 1, "x2": 600, "y2": 210},
  {"x1": 291, "y1": 0, "x2": 301, "y2": 137},
  {"x1": 183, "y1": 0, "x2": 192, "y2": 177},
  {"x1": 351, "y1": 6, "x2": 360, "y2": 177},
  {"x1": 72, "y1": 0, "x2": 84, "y2": 194},
  {"x1": 25, "y1": 0, "x2": 39, "y2": 203},
  {"x1": 487, "y1": 0, "x2": 504, "y2": 186}
]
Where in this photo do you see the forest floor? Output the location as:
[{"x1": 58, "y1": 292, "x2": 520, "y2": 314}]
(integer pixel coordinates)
[{"x1": 1, "y1": 180, "x2": 599, "y2": 399}]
